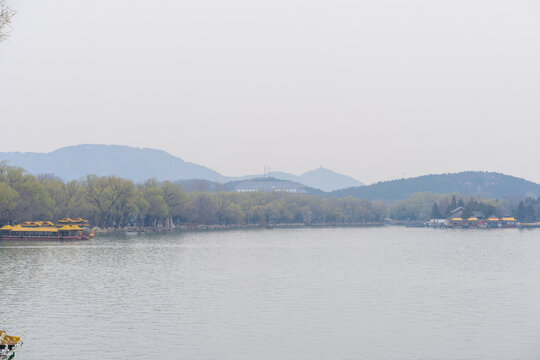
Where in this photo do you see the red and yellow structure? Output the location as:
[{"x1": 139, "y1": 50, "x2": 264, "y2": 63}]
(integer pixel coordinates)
[{"x1": 0, "y1": 218, "x2": 93, "y2": 241}]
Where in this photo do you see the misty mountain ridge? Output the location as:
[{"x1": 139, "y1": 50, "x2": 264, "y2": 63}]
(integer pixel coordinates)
[
  {"x1": 331, "y1": 171, "x2": 540, "y2": 202},
  {"x1": 233, "y1": 167, "x2": 363, "y2": 192},
  {"x1": 0, "y1": 144, "x2": 228, "y2": 183},
  {"x1": 0, "y1": 144, "x2": 362, "y2": 191},
  {"x1": 2, "y1": 145, "x2": 539, "y2": 200}
]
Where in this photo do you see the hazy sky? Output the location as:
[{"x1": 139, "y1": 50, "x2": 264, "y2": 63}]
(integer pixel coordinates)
[{"x1": 1, "y1": 0, "x2": 539, "y2": 184}]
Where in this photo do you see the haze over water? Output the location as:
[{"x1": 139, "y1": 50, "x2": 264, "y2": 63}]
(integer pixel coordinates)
[{"x1": 2, "y1": 227, "x2": 540, "y2": 359}]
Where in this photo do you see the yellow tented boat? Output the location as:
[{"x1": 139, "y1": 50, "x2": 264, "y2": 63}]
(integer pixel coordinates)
[{"x1": 0, "y1": 218, "x2": 92, "y2": 241}]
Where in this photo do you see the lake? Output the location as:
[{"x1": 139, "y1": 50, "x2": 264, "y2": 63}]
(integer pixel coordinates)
[{"x1": 2, "y1": 227, "x2": 540, "y2": 359}]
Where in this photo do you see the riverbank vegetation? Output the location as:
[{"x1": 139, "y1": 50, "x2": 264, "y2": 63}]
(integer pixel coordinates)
[
  {"x1": 0, "y1": 163, "x2": 386, "y2": 227},
  {"x1": 0, "y1": 163, "x2": 537, "y2": 228},
  {"x1": 389, "y1": 192, "x2": 538, "y2": 222}
]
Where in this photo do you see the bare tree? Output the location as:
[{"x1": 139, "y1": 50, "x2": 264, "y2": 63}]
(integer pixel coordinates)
[{"x1": 0, "y1": 0, "x2": 15, "y2": 42}]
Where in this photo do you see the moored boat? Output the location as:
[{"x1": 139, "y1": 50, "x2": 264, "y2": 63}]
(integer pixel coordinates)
[
  {"x1": 487, "y1": 218, "x2": 500, "y2": 228},
  {"x1": 500, "y1": 217, "x2": 518, "y2": 228},
  {"x1": 466, "y1": 217, "x2": 479, "y2": 228},
  {"x1": 448, "y1": 217, "x2": 463, "y2": 228},
  {"x1": 0, "y1": 219, "x2": 92, "y2": 241}
]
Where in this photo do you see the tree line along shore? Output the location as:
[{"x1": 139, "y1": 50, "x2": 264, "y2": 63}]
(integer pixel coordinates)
[
  {"x1": 0, "y1": 163, "x2": 537, "y2": 232},
  {"x1": 0, "y1": 163, "x2": 386, "y2": 229}
]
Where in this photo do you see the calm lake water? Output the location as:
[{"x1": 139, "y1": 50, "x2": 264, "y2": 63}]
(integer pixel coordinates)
[{"x1": 2, "y1": 227, "x2": 540, "y2": 359}]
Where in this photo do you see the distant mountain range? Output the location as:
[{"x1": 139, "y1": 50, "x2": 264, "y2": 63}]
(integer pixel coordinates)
[
  {"x1": 330, "y1": 172, "x2": 540, "y2": 201},
  {"x1": 235, "y1": 167, "x2": 363, "y2": 192},
  {"x1": 2, "y1": 145, "x2": 539, "y2": 200},
  {"x1": 0, "y1": 144, "x2": 362, "y2": 192},
  {"x1": 0, "y1": 145, "x2": 228, "y2": 183}
]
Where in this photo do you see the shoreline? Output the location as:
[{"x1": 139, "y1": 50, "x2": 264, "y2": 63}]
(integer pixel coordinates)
[
  {"x1": 93, "y1": 223, "x2": 386, "y2": 236},
  {"x1": 92, "y1": 222, "x2": 535, "y2": 237}
]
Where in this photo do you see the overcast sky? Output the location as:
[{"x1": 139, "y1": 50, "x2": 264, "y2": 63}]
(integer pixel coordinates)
[{"x1": 0, "y1": 0, "x2": 539, "y2": 184}]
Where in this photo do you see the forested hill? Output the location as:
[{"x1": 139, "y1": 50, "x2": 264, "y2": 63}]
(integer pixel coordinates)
[
  {"x1": 330, "y1": 172, "x2": 540, "y2": 201},
  {"x1": 0, "y1": 144, "x2": 227, "y2": 183},
  {"x1": 177, "y1": 177, "x2": 325, "y2": 195}
]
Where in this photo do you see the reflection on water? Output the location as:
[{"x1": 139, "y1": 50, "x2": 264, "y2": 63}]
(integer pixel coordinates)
[{"x1": 2, "y1": 227, "x2": 540, "y2": 360}]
